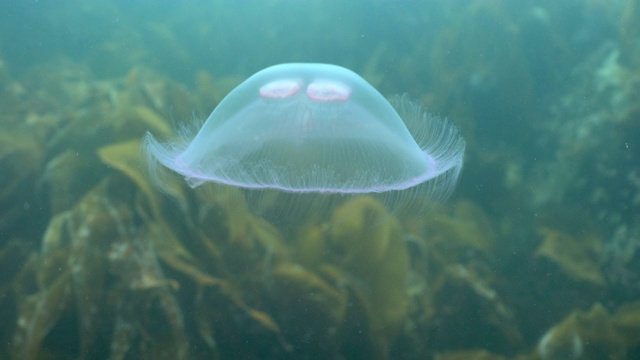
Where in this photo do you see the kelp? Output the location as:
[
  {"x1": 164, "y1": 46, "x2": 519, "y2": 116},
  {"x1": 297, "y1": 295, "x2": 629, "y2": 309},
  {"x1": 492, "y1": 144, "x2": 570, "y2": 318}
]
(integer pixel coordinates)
[
  {"x1": 535, "y1": 227, "x2": 605, "y2": 286},
  {"x1": 329, "y1": 196, "x2": 410, "y2": 341},
  {"x1": 537, "y1": 302, "x2": 640, "y2": 359},
  {"x1": 13, "y1": 177, "x2": 190, "y2": 360}
]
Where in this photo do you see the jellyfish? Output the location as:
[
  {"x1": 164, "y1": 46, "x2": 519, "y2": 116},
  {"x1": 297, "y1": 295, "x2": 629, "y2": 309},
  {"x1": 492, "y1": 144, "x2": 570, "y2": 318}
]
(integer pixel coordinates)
[{"x1": 144, "y1": 63, "x2": 465, "y2": 215}]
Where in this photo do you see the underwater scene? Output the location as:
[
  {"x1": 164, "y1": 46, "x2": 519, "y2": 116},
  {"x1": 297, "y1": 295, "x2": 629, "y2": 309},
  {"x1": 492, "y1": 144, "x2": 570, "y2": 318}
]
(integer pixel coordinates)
[{"x1": 1, "y1": 1, "x2": 639, "y2": 359}]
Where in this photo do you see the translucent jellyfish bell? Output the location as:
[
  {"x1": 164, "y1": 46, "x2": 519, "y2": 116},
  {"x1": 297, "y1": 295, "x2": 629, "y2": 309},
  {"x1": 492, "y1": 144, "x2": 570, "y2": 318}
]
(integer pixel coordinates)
[{"x1": 144, "y1": 63, "x2": 465, "y2": 212}]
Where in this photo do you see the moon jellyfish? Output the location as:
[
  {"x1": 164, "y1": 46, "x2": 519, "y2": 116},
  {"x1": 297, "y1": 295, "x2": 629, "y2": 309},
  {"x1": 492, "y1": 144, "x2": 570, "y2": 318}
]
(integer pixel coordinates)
[{"x1": 144, "y1": 63, "x2": 465, "y2": 215}]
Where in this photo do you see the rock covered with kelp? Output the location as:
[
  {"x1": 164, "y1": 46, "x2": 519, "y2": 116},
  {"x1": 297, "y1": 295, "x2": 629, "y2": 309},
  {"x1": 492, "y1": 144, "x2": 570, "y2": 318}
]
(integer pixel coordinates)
[{"x1": 523, "y1": 0, "x2": 640, "y2": 302}]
